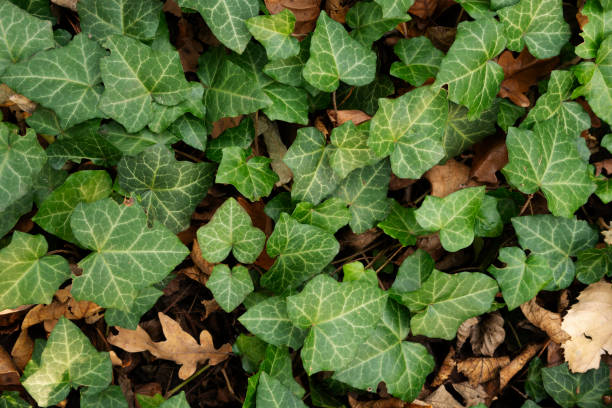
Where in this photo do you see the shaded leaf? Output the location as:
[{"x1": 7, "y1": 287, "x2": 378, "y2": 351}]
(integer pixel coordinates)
[
  {"x1": 378, "y1": 200, "x2": 430, "y2": 247},
  {"x1": 329, "y1": 121, "x2": 379, "y2": 179},
  {"x1": 262, "y1": 82, "x2": 309, "y2": 125},
  {"x1": 391, "y1": 249, "x2": 434, "y2": 295},
  {"x1": 576, "y1": 0, "x2": 612, "y2": 59},
  {"x1": 347, "y1": 2, "x2": 410, "y2": 46},
  {"x1": 541, "y1": 362, "x2": 609, "y2": 408},
  {"x1": 575, "y1": 247, "x2": 612, "y2": 284},
  {"x1": 390, "y1": 36, "x2": 443, "y2": 87},
  {"x1": 257, "y1": 372, "x2": 308, "y2": 408},
  {"x1": 246, "y1": 9, "x2": 299, "y2": 60},
  {"x1": 216, "y1": 147, "x2": 278, "y2": 201},
  {"x1": 442, "y1": 101, "x2": 498, "y2": 159},
  {"x1": 291, "y1": 197, "x2": 350, "y2": 234},
  {"x1": 206, "y1": 264, "x2": 254, "y2": 312}
]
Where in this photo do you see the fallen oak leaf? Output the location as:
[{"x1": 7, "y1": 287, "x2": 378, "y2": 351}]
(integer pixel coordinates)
[
  {"x1": 327, "y1": 109, "x2": 372, "y2": 126},
  {"x1": 108, "y1": 312, "x2": 232, "y2": 379},
  {"x1": 424, "y1": 385, "x2": 463, "y2": 408},
  {"x1": 520, "y1": 298, "x2": 570, "y2": 344}
]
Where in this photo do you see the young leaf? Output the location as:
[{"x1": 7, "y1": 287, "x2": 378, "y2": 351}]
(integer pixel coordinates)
[
  {"x1": 99, "y1": 35, "x2": 191, "y2": 132},
  {"x1": 239, "y1": 296, "x2": 308, "y2": 349},
  {"x1": 575, "y1": 247, "x2": 612, "y2": 284},
  {"x1": 286, "y1": 274, "x2": 388, "y2": 374},
  {"x1": 498, "y1": 0, "x2": 570, "y2": 58},
  {"x1": 78, "y1": 0, "x2": 163, "y2": 41},
  {"x1": 374, "y1": 0, "x2": 415, "y2": 18},
  {"x1": 246, "y1": 9, "x2": 299, "y2": 60},
  {"x1": 575, "y1": 0, "x2": 612, "y2": 59},
  {"x1": 216, "y1": 147, "x2": 278, "y2": 201},
  {"x1": 390, "y1": 37, "x2": 443, "y2": 86},
  {"x1": 257, "y1": 372, "x2": 308, "y2": 408},
  {"x1": 303, "y1": 11, "x2": 376, "y2": 92},
  {"x1": 0, "y1": 232, "x2": 71, "y2": 310},
  {"x1": 34, "y1": 170, "x2": 113, "y2": 242},
  {"x1": 347, "y1": 2, "x2": 410, "y2": 46},
  {"x1": 512, "y1": 214, "x2": 599, "y2": 290},
  {"x1": 70, "y1": 198, "x2": 188, "y2": 311},
  {"x1": 335, "y1": 159, "x2": 391, "y2": 234},
  {"x1": 80, "y1": 385, "x2": 128, "y2": 408},
  {"x1": 291, "y1": 197, "x2": 351, "y2": 234},
  {"x1": 2, "y1": 34, "x2": 105, "y2": 128},
  {"x1": 117, "y1": 145, "x2": 215, "y2": 233},
  {"x1": 0, "y1": 1, "x2": 53, "y2": 74},
  {"x1": 434, "y1": 18, "x2": 506, "y2": 118},
  {"x1": 442, "y1": 101, "x2": 498, "y2": 159},
  {"x1": 178, "y1": 0, "x2": 259, "y2": 54},
  {"x1": 262, "y1": 82, "x2": 309, "y2": 125},
  {"x1": 488, "y1": 247, "x2": 552, "y2": 310},
  {"x1": 196, "y1": 197, "x2": 266, "y2": 264},
  {"x1": 415, "y1": 186, "x2": 485, "y2": 252},
  {"x1": 342, "y1": 262, "x2": 378, "y2": 286},
  {"x1": 332, "y1": 300, "x2": 434, "y2": 401},
  {"x1": 390, "y1": 249, "x2": 435, "y2": 294},
  {"x1": 259, "y1": 345, "x2": 305, "y2": 398},
  {"x1": 261, "y1": 213, "x2": 339, "y2": 292},
  {"x1": 22, "y1": 318, "x2": 112, "y2": 407},
  {"x1": 206, "y1": 264, "x2": 254, "y2": 312},
  {"x1": 541, "y1": 362, "x2": 609, "y2": 408},
  {"x1": 398, "y1": 270, "x2": 498, "y2": 340},
  {"x1": 283, "y1": 127, "x2": 340, "y2": 205},
  {"x1": 0, "y1": 126, "x2": 46, "y2": 211},
  {"x1": 378, "y1": 200, "x2": 430, "y2": 246},
  {"x1": 369, "y1": 86, "x2": 447, "y2": 179},
  {"x1": 502, "y1": 123, "x2": 595, "y2": 218},
  {"x1": 329, "y1": 121, "x2": 379, "y2": 179}
]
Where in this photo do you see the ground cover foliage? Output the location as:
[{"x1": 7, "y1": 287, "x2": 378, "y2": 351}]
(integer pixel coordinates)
[{"x1": 0, "y1": 0, "x2": 611, "y2": 407}]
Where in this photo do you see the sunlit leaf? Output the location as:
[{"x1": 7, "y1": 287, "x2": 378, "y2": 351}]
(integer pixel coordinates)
[
  {"x1": 390, "y1": 37, "x2": 443, "y2": 86},
  {"x1": 207, "y1": 264, "x2": 254, "y2": 312},
  {"x1": 291, "y1": 197, "x2": 350, "y2": 234},
  {"x1": 216, "y1": 147, "x2": 278, "y2": 201},
  {"x1": 246, "y1": 9, "x2": 299, "y2": 60},
  {"x1": 78, "y1": 0, "x2": 162, "y2": 41}
]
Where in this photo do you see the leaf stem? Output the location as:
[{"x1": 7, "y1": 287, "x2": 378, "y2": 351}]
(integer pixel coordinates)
[{"x1": 165, "y1": 364, "x2": 210, "y2": 399}]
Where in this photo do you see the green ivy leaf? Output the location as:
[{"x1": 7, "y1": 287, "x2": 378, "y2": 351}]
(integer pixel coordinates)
[
  {"x1": 287, "y1": 274, "x2": 387, "y2": 374},
  {"x1": 264, "y1": 192, "x2": 297, "y2": 222},
  {"x1": 576, "y1": 0, "x2": 612, "y2": 59},
  {"x1": 442, "y1": 101, "x2": 498, "y2": 159},
  {"x1": 196, "y1": 197, "x2": 266, "y2": 264},
  {"x1": 216, "y1": 147, "x2": 278, "y2": 201},
  {"x1": 329, "y1": 121, "x2": 379, "y2": 180},
  {"x1": 369, "y1": 86, "x2": 447, "y2": 178},
  {"x1": 284, "y1": 127, "x2": 340, "y2": 205},
  {"x1": 206, "y1": 117, "x2": 254, "y2": 163},
  {"x1": 262, "y1": 82, "x2": 309, "y2": 125},
  {"x1": 415, "y1": 186, "x2": 485, "y2": 252},
  {"x1": 542, "y1": 362, "x2": 609, "y2": 408},
  {"x1": 100, "y1": 35, "x2": 191, "y2": 132},
  {"x1": 525, "y1": 357, "x2": 547, "y2": 403},
  {"x1": 512, "y1": 214, "x2": 599, "y2": 289},
  {"x1": 246, "y1": 9, "x2": 299, "y2": 60},
  {"x1": 178, "y1": 0, "x2": 258, "y2": 54},
  {"x1": 335, "y1": 159, "x2": 391, "y2": 234},
  {"x1": 303, "y1": 11, "x2": 376, "y2": 92},
  {"x1": 0, "y1": 232, "x2": 71, "y2": 310},
  {"x1": 147, "y1": 83, "x2": 206, "y2": 134},
  {"x1": 22, "y1": 318, "x2": 112, "y2": 407},
  {"x1": 342, "y1": 262, "x2": 378, "y2": 286},
  {"x1": 291, "y1": 197, "x2": 351, "y2": 234},
  {"x1": 390, "y1": 37, "x2": 443, "y2": 87},
  {"x1": 0, "y1": 1, "x2": 53, "y2": 74},
  {"x1": 263, "y1": 36, "x2": 310, "y2": 87},
  {"x1": 0, "y1": 194, "x2": 33, "y2": 240},
  {"x1": 378, "y1": 200, "x2": 430, "y2": 246},
  {"x1": 70, "y1": 198, "x2": 188, "y2": 311},
  {"x1": 33, "y1": 170, "x2": 113, "y2": 243},
  {"x1": 100, "y1": 121, "x2": 177, "y2": 156},
  {"x1": 80, "y1": 385, "x2": 128, "y2": 408},
  {"x1": 498, "y1": 0, "x2": 570, "y2": 58},
  {"x1": 474, "y1": 194, "x2": 503, "y2": 238},
  {"x1": 257, "y1": 372, "x2": 308, "y2": 408},
  {"x1": 78, "y1": 0, "x2": 162, "y2": 41},
  {"x1": 390, "y1": 249, "x2": 435, "y2": 295},
  {"x1": 167, "y1": 115, "x2": 207, "y2": 152},
  {"x1": 104, "y1": 286, "x2": 162, "y2": 329},
  {"x1": 2, "y1": 34, "x2": 105, "y2": 128},
  {"x1": 207, "y1": 264, "x2": 254, "y2": 312},
  {"x1": 398, "y1": 270, "x2": 498, "y2": 340},
  {"x1": 336, "y1": 75, "x2": 395, "y2": 115},
  {"x1": 261, "y1": 213, "x2": 339, "y2": 292},
  {"x1": 434, "y1": 18, "x2": 506, "y2": 118},
  {"x1": 0, "y1": 391, "x2": 29, "y2": 408},
  {"x1": 0, "y1": 126, "x2": 46, "y2": 211},
  {"x1": 456, "y1": 0, "x2": 497, "y2": 19},
  {"x1": 497, "y1": 98, "x2": 525, "y2": 131},
  {"x1": 488, "y1": 247, "x2": 552, "y2": 310},
  {"x1": 503, "y1": 123, "x2": 595, "y2": 218},
  {"x1": 347, "y1": 2, "x2": 410, "y2": 46},
  {"x1": 575, "y1": 247, "x2": 612, "y2": 284},
  {"x1": 259, "y1": 345, "x2": 305, "y2": 398},
  {"x1": 117, "y1": 145, "x2": 214, "y2": 233},
  {"x1": 572, "y1": 34, "x2": 612, "y2": 126},
  {"x1": 228, "y1": 41, "x2": 275, "y2": 89},
  {"x1": 8, "y1": 0, "x2": 53, "y2": 21},
  {"x1": 374, "y1": 0, "x2": 415, "y2": 18},
  {"x1": 239, "y1": 296, "x2": 308, "y2": 349},
  {"x1": 137, "y1": 392, "x2": 190, "y2": 408},
  {"x1": 333, "y1": 300, "x2": 434, "y2": 401}
]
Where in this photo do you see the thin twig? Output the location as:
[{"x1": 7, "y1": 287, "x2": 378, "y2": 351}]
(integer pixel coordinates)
[{"x1": 165, "y1": 364, "x2": 210, "y2": 398}]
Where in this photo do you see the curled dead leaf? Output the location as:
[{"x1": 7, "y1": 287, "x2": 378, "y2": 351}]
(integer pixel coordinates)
[
  {"x1": 348, "y1": 394, "x2": 407, "y2": 408},
  {"x1": 108, "y1": 312, "x2": 232, "y2": 379},
  {"x1": 191, "y1": 239, "x2": 215, "y2": 277},
  {"x1": 425, "y1": 159, "x2": 471, "y2": 198},
  {"x1": 424, "y1": 385, "x2": 463, "y2": 408},
  {"x1": 409, "y1": 0, "x2": 438, "y2": 19},
  {"x1": 11, "y1": 330, "x2": 33, "y2": 371},
  {"x1": 327, "y1": 109, "x2": 372, "y2": 126},
  {"x1": 452, "y1": 382, "x2": 487, "y2": 407},
  {"x1": 0, "y1": 345, "x2": 20, "y2": 386},
  {"x1": 470, "y1": 312, "x2": 506, "y2": 357},
  {"x1": 258, "y1": 116, "x2": 293, "y2": 186},
  {"x1": 470, "y1": 136, "x2": 508, "y2": 185},
  {"x1": 520, "y1": 298, "x2": 570, "y2": 344},
  {"x1": 431, "y1": 346, "x2": 456, "y2": 387},
  {"x1": 51, "y1": 0, "x2": 77, "y2": 11},
  {"x1": 499, "y1": 343, "x2": 542, "y2": 389},
  {"x1": 325, "y1": 0, "x2": 350, "y2": 23},
  {"x1": 457, "y1": 356, "x2": 510, "y2": 386}
]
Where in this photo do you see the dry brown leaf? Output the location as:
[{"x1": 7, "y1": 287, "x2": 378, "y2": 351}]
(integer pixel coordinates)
[
  {"x1": 389, "y1": 174, "x2": 416, "y2": 191},
  {"x1": 179, "y1": 266, "x2": 208, "y2": 285},
  {"x1": 425, "y1": 159, "x2": 470, "y2": 198},
  {"x1": 561, "y1": 281, "x2": 612, "y2": 373},
  {"x1": 470, "y1": 136, "x2": 508, "y2": 185},
  {"x1": 431, "y1": 346, "x2": 456, "y2": 387},
  {"x1": 201, "y1": 299, "x2": 222, "y2": 319},
  {"x1": 499, "y1": 343, "x2": 542, "y2": 389},
  {"x1": 498, "y1": 49, "x2": 558, "y2": 107},
  {"x1": 595, "y1": 158, "x2": 612, "y2": 176},
  {"x1": 327, "y1": 109, "x2": 372, "y2": 126},
  {"x1": 425, "y1": 26, "x2": 455, "y2": 52},
  {"x1": 109, "y1": 350, "x2": 124, "y2": 366},
  {"x1": 457, "y1": 356, "x2": 510, "y2": 386},
  {"x1": 11, "y1": 330, "x2": 33, "y2": 371},
  {"x1": 176, "y1": 18, "x2": 204, "y2": 73},
  {"x1": 470, "y1": 312, "x2": 506, "y2": 357},
  {"x1": 258, "y1": 116, "x2": 293, "y2": 186},
  {"x1": 520, "y1": 298, "x2": 570, "y2": 344},
  {"x1": 457, "y1": 317, "x2": 478, "y2": 350},
  {"x1": 211, "y1": 116, "x2": 243, "y2": 139},
  {"x1": 409, "y1": 0, "x2": 438, "y2": 19},
  {"x1": 452, "y1": 382, "x2": 487, "y2": 407},
  {"x1": 424, "y1": 386, "x2": 464, "y2": 408},
  {"x1": 603, "y1": 229, "x2": 612, "y2": 245},
  {"x1": 348, "y1": 394, "x2": 407, "y2": 408},
  {"x1": 264, "y1": 0, "x2": 322, "y2": 35},
  {"x1": 325, "y1": 0, "x2": 350, "y2": 23},
  {"x1": 0, "y1": 345, "x2": 20, "y2": 386},
  {"x1": 51, "y1": 0, "x2": 77, "y2": 10},
  {"x1": 190, "y1": 239, "x2": 215, "y2": 276},
  {"x1": 108, "y1": 312, "x2": 232, "y2": 379}
]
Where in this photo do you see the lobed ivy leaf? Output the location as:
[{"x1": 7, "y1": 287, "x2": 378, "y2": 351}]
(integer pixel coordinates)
[
  {"x1": 525, "y1": 357, "x2": 547, "y2": 402},
  {"x1": 398, "y1": 270, "x2": 498, "y2": 340},
  {"x1": 333, "y1": 300, "x2": 434, "y2": 401},
  {"x1": 80, "y1": 385, "x2": 128, "y2": 408},
  {"x1": 22, "y1": 318, "x2": 112, "y2": 407},
  {"x1": 118, "y1": 145, "x2": 214, "y2": 233},
  {"x1": 541, "y1": 362, "x2": 609, "y2": 408},
  {"x1": 390, "y1": 249, "x2": 435, "y2": 295},
  {"x1": 286, "y1": 274, "x2": 388, "y2": 374},
  {"x1": 100, "y1": 121, "x2": 177, "y2": 156},
  {"x1": 0, "y1": 1, "x2": 53, "y2": 74},
  {"x1": 216, "y1": 147, "x2": 278, "y2": 201},
  {"x1": 8, "y1": 0, "x2": 54, "y2": 21},
  {"x1": 374, "y1": 0, "x2": 415, "y2": 18},
  {"x1": 488, "y1": 247, "x2": 552, "y2": 310},
  {"x1": 442, "y1": 101, "x2": 498, "y2": 159},
  {"x1": 369, "y1": 86, "x2": 447, "y2": 179},
  {"x1": 303, "y1": 11, "x2": 376, "y2": 92},
  {"x1": 503, "y1": 123, "x2": 595, "y2": 218},
  {"x1": 512, "y1": 215, "x2": 599, "y2": 290},
  {"x1": 246, "y1": 9, "x2": 299, "y2": 60},
  {"x1": 415, "y1": 186, "x2": 485, "y2": 252},
  {"x1": 196, "y1": 197, "x2": 266, "y2": 264},
  {"x1": 256, "y1": 372, "x2": 308, "y2": 408},
  {"x1": 347, "y1": 2, "x2": 410, "y2": 46},
  {"x1": 0, "y1": 194, "x2": 33, "y2": 240},
  {"x1": 34, "y1": 170, "x2": 113, "y2": 243},
  {"x1": 78, "y1": 0, "x2": 162, "y2": 41},
  {"x1": 0, "y1": 232, "x2": 71, "y2": 310},
  {"x1": 576, "y1": 0, "x2": 612, "y2": 59},
  {"x1": 498, "y1": 0, "x2": 570, "y2": 58},
  {"x1": 105, "y1": 286, "x2": 163, "y2": 329},
  {"x1": 262, "y1": 82, "x2": 309, "y2": 125},
  {"x1": 329, "y1": 121, "x2": 379, "y2": 180},
  {"x1": 261, "y1": 213, "x2": 339, "y2": 292},
  {"x1": 258, "y1": 345, "x2": 305, "y2": 399},
  {"x1": 263, "y1": 36, "x2": 310, "y2": 87},
  {"x1": 167, "y1": 115, "x2": 207, "y2": 152},
  {"x1": 342, "y1": 262, "x2": 378, "y2": 286},
  {"x1": 336, "y1": 75, "x2": 395, "y2": 115},
  {"x1": 434, "y1": 18, "x2": 506, "y2": 118},
  {"x1": 474, "y1": 194, "x2": 504, "y2": 238},
  {"x1": 456, "y1": 0, "x2": 497, "y2": 19},
  {"x1": 575, "y1": 247, "x2": 612, "y2": 284},
  {"x1": 390, "y1": 37, "x2": 443, "y2": 87},
  {"x1": 291, "y1": 197, "x2": 351, "y2": 234},
  {"x1": 207, "y1": 264, "x2": 254, "y2": 312},
  {"x1": 2, "y1": 34, "x2": 105, "y2": 129},
  {"x1": 497, "y1": 98, "x2": 525, "y2": 131},
  {"x1": 378, "y1": 200, "x2": 430, "y2": 247},
  {"x1": 70, "y1": 198, "x2": 189, "y2": 311},
  {"x1": 206, "y1": 118, "x2": 254, "y2": 163},
  {"x1": 147, "y1": 83, "x2": 206, "y2": 134}
]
